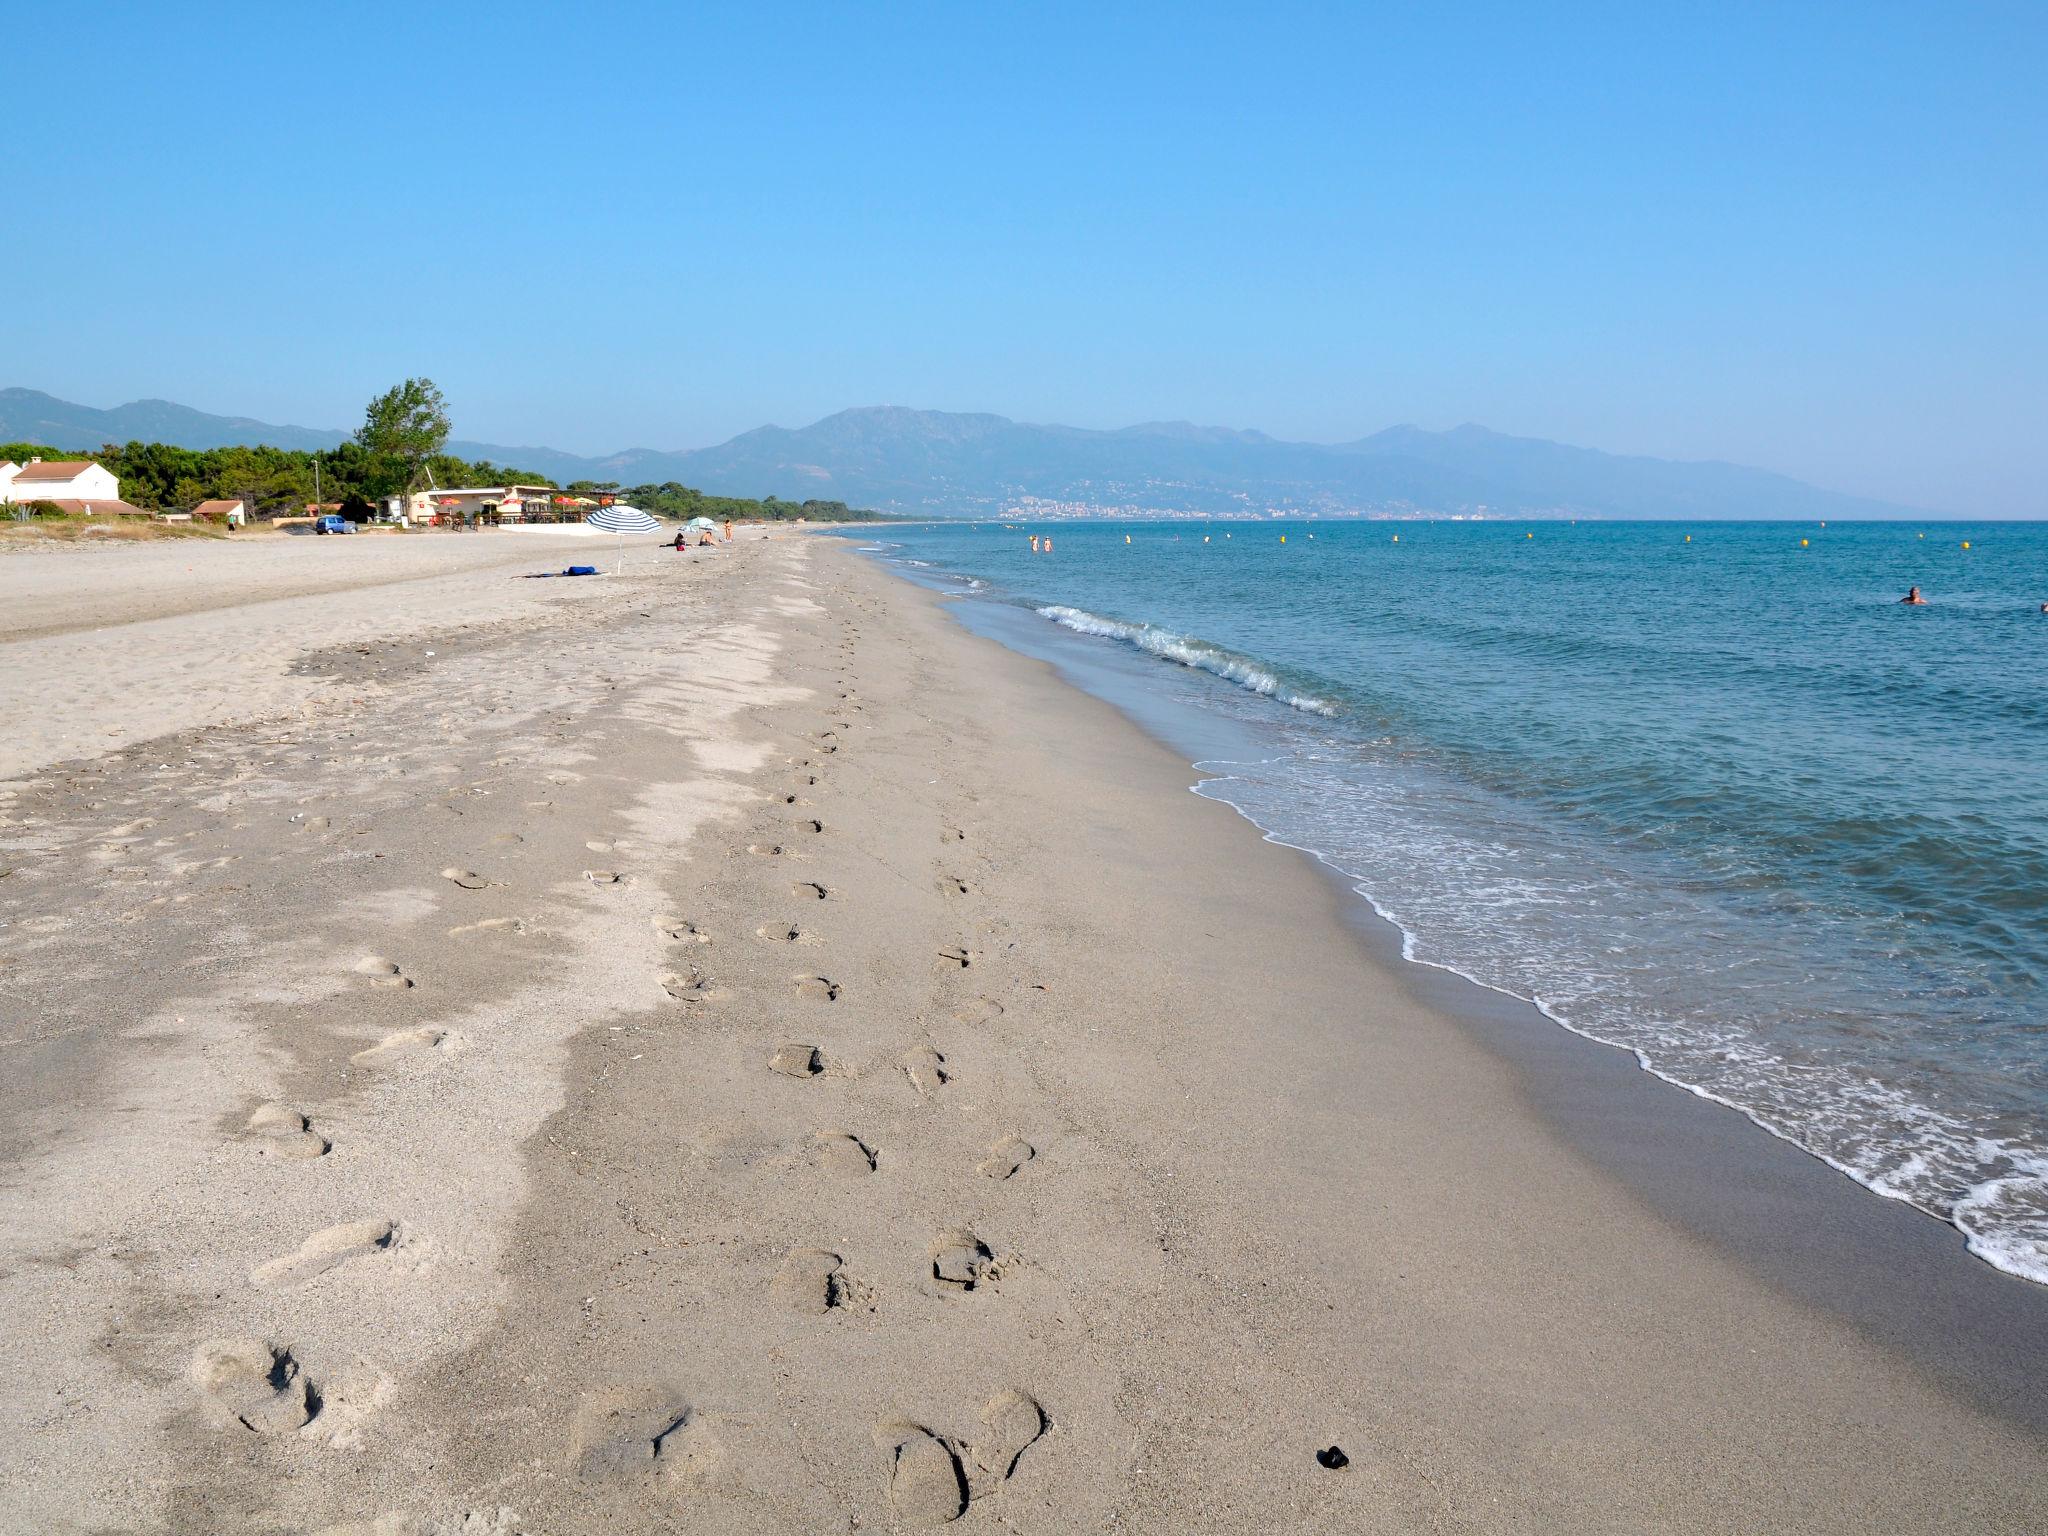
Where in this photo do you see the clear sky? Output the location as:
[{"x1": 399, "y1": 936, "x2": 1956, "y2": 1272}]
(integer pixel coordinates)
[{"x1": 9, "y1": 1, "x2": 2044, "y2": 514}]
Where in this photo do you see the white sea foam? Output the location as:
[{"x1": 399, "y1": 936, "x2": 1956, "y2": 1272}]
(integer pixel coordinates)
[{"x1": 1036, "y1": 606, "x2": 1337, "y2": 716}]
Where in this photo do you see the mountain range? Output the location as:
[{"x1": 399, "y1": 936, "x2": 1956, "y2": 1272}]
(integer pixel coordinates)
[{"x1": 0, "y1": 387, "x2": 1928, "y2": 520}]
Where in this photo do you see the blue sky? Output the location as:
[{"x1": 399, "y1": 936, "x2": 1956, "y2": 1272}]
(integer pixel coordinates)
[{"x1": 8, "y1": 1, "x2": 2044, "y2": 513}]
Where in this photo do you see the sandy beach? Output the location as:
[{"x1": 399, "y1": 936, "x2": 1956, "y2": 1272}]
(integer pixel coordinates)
[{"x1": 2, "y1": 529, "x2": 2044, "y2": 1534}]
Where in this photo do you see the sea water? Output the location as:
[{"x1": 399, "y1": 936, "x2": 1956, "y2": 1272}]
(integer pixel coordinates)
[{"x1": 854, "y1": 519, "x2": 2048, "y2": 1285}]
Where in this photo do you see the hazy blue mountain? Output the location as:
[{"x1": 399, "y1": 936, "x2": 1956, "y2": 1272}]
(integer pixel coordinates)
[
  {"x1": 0, "y1": 388, "x2": 1929, "y2": 519},
  {"x1": 0, "y1": 387, "x2": 348, "y2": 453}
]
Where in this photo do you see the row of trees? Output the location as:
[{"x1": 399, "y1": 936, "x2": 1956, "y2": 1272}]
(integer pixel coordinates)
[
  {"x1": 584, "y1": 481, "x2": 883, "y2": 524},
  {"x1": 0, "y1": 436, "x2": 560, "y2": 517}
]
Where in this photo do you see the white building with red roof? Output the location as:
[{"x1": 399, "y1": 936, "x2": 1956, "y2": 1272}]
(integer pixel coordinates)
[{"x1": 0, "y1": 457, "x2": 122, "y2": 503}]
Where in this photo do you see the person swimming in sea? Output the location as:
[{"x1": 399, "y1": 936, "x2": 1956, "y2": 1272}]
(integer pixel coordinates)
[{"x1": 1900, "y1": 586, "x2": 1927, "y2": 605}]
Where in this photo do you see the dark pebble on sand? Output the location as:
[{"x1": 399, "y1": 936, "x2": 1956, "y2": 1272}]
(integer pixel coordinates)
[{"x1": 1316, "y1": 1445, "x2": 1349, "y2": 1470}]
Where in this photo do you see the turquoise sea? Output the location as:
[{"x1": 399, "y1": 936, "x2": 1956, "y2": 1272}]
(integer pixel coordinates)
[{"x1": 853, "y1": 518, "x2": 2048, "y2": 1285}]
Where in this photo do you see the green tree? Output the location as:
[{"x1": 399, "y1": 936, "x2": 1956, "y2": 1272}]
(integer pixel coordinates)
[{"x1": 355, "y1": 378, "x2": 451, "y2": 502}]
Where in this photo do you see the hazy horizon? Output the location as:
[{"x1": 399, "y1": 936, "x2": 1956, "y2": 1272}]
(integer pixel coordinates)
[{"x1": 9, "y1": 3, "x2": 2043, "y2": 516}]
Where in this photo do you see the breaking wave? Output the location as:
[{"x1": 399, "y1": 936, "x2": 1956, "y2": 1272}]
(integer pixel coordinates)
[{"x1": 1036, "y1": 605, "x2": 1337, "y2": 716}]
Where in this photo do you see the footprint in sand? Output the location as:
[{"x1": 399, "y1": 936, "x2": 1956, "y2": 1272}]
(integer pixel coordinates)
[
  {"x1": 746, "y1": 844, "x2": 791, "y2": 858},
  {"x1": 810, "y1": 1131, "x2": 877, "y2": 1176},
  {"x1": 940, "y1": 827, "x2": 967, "y2": 844},
  {"x1": 657, "y1": 918, "x2": 712, "y2": 944},
  {"x1": 978, "y1": 1136, "x2": 1035, "y2": 1181},
  {"x1": 872, "y1": 1391, "x2": 1045, "y2": 1523},
  {"x1": 439, "y1": 868, "x2": 493, "y2": 890},
  {"x1": 791, "y1": 881, "x2": 828, "y2": 902},
  {"x1": 448, "y1": 916, "x2": 524, "y2": 938},
  {"x1": 901, "y1": 1045, "x2": 950, "y2": 1096},
  {"x1": 252, "y1": 1218, "x2": 398, "y2": 1288},
  {"x1": 352, "y1": 956, "x2": 413, "y2": 989},
  {"x1": 352, "y1": 1027, "x2": 452, "y2": 1066},
  {"x1": 584, "y1": 870, "x2": 628, "y2": 885},
  {"x1": 938, "y1": 876, "x2": 972, "y2": 898},
  {"x1": 967, "y1": 1391, "x2": 1047, "y2": 1496},
  {"x1": 769, "y1": 1044, "x2": 824, "y2": 1078},
  {"x1": 772, "y1": 1248, "x2": 870, "y2": 1315},
  {"x1": 190, "y1": 1338, "x2": 317, "y2": 1434},
  {"x1": 569, "y1": 1388, "x2": 722, "y2": 1484},
  {"x1": 244, "y1": 1103, "x2": 329, "y2": 1160},
  {"x1": 935, "y1": 947, "x2": 974, "y2": 970},
  {"x1": 793, "y1": 974, "x2": 840, "y2": 1003},
  {"x1": 491, "y1": 831, "x2": 525, "y2": 845},
  {"x1": 756, "y1": 922, "x2": 806, "y2": 944},
  {"x1": 930, "y1": 1230, "x2": 995, "y2": 1292},
  {"x1": 662, "y1": 969, "x2": 717, "y2": 1004},
  {"x1": 874, "y1": 1421, "x2": 967, "y2": 1524}
]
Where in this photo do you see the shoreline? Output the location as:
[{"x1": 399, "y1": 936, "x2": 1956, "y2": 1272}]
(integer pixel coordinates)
[{"x1": 1, "y1": 531, "x2": 2042, "y2": 1530}]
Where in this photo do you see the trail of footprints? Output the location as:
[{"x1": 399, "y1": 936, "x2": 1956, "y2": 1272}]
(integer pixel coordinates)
[
  {"x1": 199, "y1": 603, "x2": 1048, "y2": 1519},
  {"x1": 728, "y1": 631, "x2": 1046, "y2": 1522}
]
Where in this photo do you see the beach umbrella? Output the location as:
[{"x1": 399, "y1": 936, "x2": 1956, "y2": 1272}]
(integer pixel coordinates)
[
  {"x1": 686, "y1": 516, "x2": 718, "y2": 530},
  {"x1": 584, "y1": 504, "x2": 661, "y2": 571}
]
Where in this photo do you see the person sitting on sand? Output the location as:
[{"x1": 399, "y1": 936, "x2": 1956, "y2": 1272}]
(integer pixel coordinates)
[{"x1": 1901, "y1": 586, "x2": 1927, "y2": 605}]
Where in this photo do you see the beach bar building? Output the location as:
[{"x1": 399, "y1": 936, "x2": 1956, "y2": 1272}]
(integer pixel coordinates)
[{"x1": 385, "y1": 484, "x2": 592, "y2": 526}]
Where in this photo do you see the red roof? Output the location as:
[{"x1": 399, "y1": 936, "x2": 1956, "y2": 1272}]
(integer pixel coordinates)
[
  {"x1": 14, "y1": 460, "x2": 101, "y2": 482},
  {"x1": 37, "y1": 498, "x2": 151, "y2": 516},
  {"x1": 192, "y1": 499, "x2": 245, "y2": 518}
]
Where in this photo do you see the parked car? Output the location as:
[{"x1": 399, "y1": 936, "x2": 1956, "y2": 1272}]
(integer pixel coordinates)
[{"x1": 313, "y1": 514, "x2": 356, "y2": 535}]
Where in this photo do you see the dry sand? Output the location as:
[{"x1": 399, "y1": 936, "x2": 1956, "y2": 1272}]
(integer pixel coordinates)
[{"x1": 0, "y1": 530, "x2": 2043, "y2": 1533}]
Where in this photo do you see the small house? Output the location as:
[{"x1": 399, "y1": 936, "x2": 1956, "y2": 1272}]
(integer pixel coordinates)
[{"x1": 0, "y1": 458, "x2": 122, "y2": 503}]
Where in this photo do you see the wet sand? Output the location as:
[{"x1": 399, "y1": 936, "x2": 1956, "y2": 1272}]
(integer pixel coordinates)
[{"x1": 0, "y1": 531, "x2": 2042, "y2": 1533}]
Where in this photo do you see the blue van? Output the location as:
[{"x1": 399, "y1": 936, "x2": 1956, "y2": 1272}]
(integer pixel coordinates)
[{"x1": 313, "y1": 514, "x2": 355, "y2": 535}]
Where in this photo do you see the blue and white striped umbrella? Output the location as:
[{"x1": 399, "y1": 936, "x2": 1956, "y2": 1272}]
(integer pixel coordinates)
[
  {"x1": 583, "y1": 504, "x2": 662, "y2": 572},
  {"x1": 584, "y1": 505, "x2": 660, "y2": 534}
]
